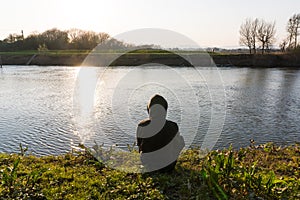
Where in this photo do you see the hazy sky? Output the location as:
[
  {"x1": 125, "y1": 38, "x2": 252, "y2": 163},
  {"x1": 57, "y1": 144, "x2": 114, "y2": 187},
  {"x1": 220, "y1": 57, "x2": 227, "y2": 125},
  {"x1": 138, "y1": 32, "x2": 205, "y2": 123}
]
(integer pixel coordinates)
[{"x1": 1, "y1": 0, "x2": 300, "y2": 48}]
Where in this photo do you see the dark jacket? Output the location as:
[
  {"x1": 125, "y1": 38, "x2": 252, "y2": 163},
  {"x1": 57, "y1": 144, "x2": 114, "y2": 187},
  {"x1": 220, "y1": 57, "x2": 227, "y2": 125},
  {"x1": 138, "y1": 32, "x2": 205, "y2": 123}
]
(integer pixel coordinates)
[
  {"x1": 137, "y1": 119, "x2": 178, "y2": 153},
  {"x1": 137, "y1": 119, "x2": 184, "y2": 172}
]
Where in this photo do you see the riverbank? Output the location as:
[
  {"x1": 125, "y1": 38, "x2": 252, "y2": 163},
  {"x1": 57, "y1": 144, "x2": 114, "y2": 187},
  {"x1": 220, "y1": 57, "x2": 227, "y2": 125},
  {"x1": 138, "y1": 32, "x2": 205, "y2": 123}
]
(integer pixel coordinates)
[
  {"x1": 0, "y1": 143, "x2": 299, "y2": 199},
  {"x1": 1, "y1": 52, "x2": 300, "y2": 67}
]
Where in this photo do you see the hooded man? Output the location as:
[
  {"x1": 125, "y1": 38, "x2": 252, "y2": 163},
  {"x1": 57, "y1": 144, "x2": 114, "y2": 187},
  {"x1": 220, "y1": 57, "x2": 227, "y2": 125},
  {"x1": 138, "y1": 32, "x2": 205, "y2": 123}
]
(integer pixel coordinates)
[{"x1": 136, "y1": 94, "x2": 185, "y2": 173}]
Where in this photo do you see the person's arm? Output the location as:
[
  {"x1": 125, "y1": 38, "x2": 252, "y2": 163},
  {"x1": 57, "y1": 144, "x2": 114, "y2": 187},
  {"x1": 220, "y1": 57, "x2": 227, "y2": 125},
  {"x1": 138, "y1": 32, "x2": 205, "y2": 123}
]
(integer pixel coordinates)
[
  {"x1": 136, "y1": 126, "x2": 142, "y2": 153},
  {"x1": 175, "y1": 131, "x2": 185, "y2": 150}
]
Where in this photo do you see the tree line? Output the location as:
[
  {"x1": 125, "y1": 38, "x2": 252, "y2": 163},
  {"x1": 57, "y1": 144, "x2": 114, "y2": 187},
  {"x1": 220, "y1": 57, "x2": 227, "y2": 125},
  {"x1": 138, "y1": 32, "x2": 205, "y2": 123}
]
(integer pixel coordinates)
[
  {"x1": 0, "y1": 28, "x2": 122, "y2": 51},
  {"x1": 240, "y1": 14, "x2": 300, "y2": 54},
  {"x1": 1, "y1": 14, "x2": 299, "y2": 53},
  {"x1": 0, "y1": 28, "x2": 161, "y2": 52}
]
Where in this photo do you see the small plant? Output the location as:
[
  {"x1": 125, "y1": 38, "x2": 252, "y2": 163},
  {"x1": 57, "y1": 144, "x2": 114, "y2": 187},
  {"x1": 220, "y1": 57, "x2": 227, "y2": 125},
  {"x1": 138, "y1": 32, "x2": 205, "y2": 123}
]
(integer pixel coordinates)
[
  {"x1": 201, "y1": 150, "x2": 229, "y2": 200},
  {"x1": 0, "y1": 143, "x2": 299, "y2": 199},
  {"x1": 127, "y1": 142, "x2": 137, "y2": 152},
  {"x1": 37, "y1": 43, "x2": 48, "y2": 54},
  {"x1": 1, "y1": 157, "x2": 20, "y2": 192},
  {"x1": 19, "y1": 143, "x2": 28, "y2": 156},
  {"x1": 265, "y1": 171, "x2": 276, "y2": 194},
  {"x1": 0, "y1": 146, "x2": 47, "y2": 199},
  {"x1": 25, "y1": 168, "x2": 47, "y2": 190}
]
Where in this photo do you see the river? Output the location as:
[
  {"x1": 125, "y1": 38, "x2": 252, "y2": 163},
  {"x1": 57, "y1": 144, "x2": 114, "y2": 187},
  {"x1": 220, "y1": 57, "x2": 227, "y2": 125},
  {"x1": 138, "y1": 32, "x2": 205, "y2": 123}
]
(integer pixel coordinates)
[{"x1": 0, "y1": 66, "x2": 299, "y2": 155}]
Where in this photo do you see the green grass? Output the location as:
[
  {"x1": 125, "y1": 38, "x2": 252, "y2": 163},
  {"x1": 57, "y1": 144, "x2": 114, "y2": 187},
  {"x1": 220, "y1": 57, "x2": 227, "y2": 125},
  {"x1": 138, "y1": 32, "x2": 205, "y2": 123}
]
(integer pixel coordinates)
[
  {"x1": 0, "y1": 49, "x2": 229, "y2": 56},
  {"x1": 0, "y1": 50, "x2": 91, "y2": 56},
  {"x1": 0, "y1": 142, "x2": 299, "y2": 199}
]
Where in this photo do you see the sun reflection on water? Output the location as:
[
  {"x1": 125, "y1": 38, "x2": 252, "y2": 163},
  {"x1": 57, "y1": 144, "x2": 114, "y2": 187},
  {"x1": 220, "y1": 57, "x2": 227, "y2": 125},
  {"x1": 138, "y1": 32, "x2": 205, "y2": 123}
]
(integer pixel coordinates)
[{"x1": 73, "y1": 67, "x2": 102, "y2": 143}]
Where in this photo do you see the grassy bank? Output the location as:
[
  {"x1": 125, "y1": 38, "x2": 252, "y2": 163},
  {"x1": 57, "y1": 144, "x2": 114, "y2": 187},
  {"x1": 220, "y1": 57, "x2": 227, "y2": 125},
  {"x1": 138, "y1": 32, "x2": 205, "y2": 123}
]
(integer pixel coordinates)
[
  {"x1": 0, "y1": 143, "x2": 299, "y2": 199},
  {"x1": 1, "y1": 50, "x2": 300, "y2": 67}
]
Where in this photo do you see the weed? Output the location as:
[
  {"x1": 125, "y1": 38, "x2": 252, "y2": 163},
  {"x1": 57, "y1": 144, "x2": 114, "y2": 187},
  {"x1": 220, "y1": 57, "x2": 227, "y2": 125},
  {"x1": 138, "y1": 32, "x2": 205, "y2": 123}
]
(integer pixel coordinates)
[{"x1": 0, "y1": 143, "x2": 299, "y2": 199}]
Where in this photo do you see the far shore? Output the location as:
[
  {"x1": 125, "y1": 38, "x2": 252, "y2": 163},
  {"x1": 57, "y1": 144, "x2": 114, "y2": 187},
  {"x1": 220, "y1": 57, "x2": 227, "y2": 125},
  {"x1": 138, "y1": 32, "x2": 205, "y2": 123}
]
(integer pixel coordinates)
[{"x1": 1, "y1": 52, "x2": 300, "y2": 68}]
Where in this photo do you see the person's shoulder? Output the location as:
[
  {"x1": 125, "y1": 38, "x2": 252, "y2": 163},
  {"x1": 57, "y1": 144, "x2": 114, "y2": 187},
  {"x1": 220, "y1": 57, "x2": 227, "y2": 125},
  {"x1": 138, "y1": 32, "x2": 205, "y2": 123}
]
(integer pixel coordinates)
[
  {"x1": 166, "y1": 120, "x2": 178, "y2": 130},
  {"x1": 166, "y1": 120, "x2": 178, "y2": 126},
  {"x1": 138, "y1": 119, "x2": 151, "y2": 127}
]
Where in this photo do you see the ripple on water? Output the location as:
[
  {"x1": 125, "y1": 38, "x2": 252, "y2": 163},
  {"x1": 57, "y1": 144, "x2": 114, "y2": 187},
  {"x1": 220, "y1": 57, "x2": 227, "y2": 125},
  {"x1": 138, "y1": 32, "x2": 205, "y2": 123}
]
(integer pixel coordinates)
[{"x1": 0, "y1": 66, "x2": 299, "y2": 154}]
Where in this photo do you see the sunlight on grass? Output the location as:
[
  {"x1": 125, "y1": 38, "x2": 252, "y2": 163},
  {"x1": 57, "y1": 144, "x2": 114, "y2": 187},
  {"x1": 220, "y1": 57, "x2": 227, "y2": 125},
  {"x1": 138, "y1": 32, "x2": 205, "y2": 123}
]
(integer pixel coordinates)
[{"x1": 0, "y1": 143, "x2": 299, "y2": 199}]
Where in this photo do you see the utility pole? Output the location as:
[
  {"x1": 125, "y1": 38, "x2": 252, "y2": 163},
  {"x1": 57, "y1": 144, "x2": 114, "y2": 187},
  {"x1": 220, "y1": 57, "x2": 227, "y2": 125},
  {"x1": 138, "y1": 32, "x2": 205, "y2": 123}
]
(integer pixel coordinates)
[{"x1": 21, "y1": 30, "x2": 24, "y2": 40}]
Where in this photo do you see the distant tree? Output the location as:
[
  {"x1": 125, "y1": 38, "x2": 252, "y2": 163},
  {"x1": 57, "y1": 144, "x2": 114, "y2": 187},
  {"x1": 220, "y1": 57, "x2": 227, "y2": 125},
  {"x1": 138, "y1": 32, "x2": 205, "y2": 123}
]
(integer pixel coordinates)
[
  {"x1": 0, "y1": 28, "x2": 127, "y2": 51},
  {"x1": 98, "y1": 32, "x2": 110, "y2": 44},
  {"x1": 251, "y1": 19, "x2": 259, "y2": 54},
  {"x1": 96, "y1": 38, "x2": 135, "y2": 51},
  {"x1": 22, "y1": 32, "x2": 41, "y2": 50},
  {"x1": 68, "y1": 28, "x2": 82, "y2": 43},
  {"x1": 40, "y1": 28, "x2": 69, "y2": 50},
  {"x1": 4, "y1": 34, "x2": 14, "y2": 43},
  {"x1": 256, "y1": 20, "x2": 276, "y2": 54},
  {"x1": 240, "y1": 19, "x2": 253, "y2": 54},
  {"x1": 4, "y1": 33, "x2": 23, "y2": 43},
  {"x1": 286, "y1": 14, "x2": 300, "y2": 49},
  {"x1": 0, "y1": 32, "x2": 24, "y2": 51},
  {"x1": 68, "y1": 29, "x2": 110, "y2": 50},
  {"x1": 239, "y1": 18, "x2": 259, "y2": 54},
  {"x1": 279, "y1": 39, "x2": 288, "y2": 52}
]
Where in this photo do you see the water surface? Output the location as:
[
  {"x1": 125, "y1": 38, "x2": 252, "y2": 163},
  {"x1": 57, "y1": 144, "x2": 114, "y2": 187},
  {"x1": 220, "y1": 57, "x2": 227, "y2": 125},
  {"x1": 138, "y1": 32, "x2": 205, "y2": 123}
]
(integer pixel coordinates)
[{"x1": 0, "y1": 66, "x2": 299, "y2": 155}]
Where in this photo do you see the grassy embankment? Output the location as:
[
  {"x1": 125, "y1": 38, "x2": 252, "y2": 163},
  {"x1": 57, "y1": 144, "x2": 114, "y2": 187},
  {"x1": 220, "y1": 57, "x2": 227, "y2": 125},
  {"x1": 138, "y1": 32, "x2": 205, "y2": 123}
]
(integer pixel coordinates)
[
  {"x1": 1, "y1": 50, "x2": 300, "y2": 67},
  {"x1": 0, "y1": 143, "x2": 299, "y2": 199}
]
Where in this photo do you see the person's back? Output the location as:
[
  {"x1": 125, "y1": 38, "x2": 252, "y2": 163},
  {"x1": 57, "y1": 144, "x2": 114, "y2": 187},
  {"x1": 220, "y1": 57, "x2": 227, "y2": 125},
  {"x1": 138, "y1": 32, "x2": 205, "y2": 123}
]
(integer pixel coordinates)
[{"x1": 136, "y1": 94, "x2": 185, "y2": 173}]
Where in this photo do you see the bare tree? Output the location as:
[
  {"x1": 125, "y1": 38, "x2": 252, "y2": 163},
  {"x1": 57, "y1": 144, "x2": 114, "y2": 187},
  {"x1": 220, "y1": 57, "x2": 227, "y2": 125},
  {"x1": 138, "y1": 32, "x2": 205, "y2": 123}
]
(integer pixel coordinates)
[
  {"x1": 98, "y1": 32, "x2": 110, "y2": 44},
  {"x1": 68, "y1": 29, "x2": 110, "y2": 50},
  {"x1": 4, "y1": 33, "x2": 23, "y2": 43},
  {"x1": 240, "y1": 19, "x2": 252, "y2": 54},
  {"x1": 279, "y1": 39, "x2": 288, "y2": 52},
  {"x1": 287, "y1": 14, "x2": 300, "y2": 49},
  {"x1": 68, "y1": 28, "x2": 84, "y2": 43},
  {"x1": 287, "y1": 18, "x2": 294, "y2": 48},
  {"x1": 40, "y1": 28, "x2": 69, "y2": 50},
  {"x1": 251, "y1": 19, "x2": 259, "y2": 54},
  {"x1": 264, "y1": 21, "x2": 276, "y2": 51},
  {"x1": 256, "y1": 20, "x2": 276, "y2": 54},
  {"x1": 294, "y1": 15, "x2": 300, "y2": 48},
  {"x1": 240, "y1": 19, "x2": 257, "y2": 54}
]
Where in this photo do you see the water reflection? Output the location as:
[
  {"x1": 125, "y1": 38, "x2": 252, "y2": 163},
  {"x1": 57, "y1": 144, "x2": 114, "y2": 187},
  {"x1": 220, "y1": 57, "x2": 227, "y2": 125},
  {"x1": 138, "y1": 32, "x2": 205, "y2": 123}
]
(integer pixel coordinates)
[
  {"x1": 0, "y1": 66, "x2": 299, "y2": 155},
  {"x1": 90, "y1": 66, "x2": 203, "y2": 150},
  {"x1": 219, "y1": 68, "x2": 300, "y2": 148},
  {"x1": 273, "y1": 69, "x2": 300, "y2": 143},
  {"x1": 0, "y1": 66, "x2": 80, "y2": 155},
  {"x1": 73, "y1": 67, "x2": 103, "y2": 144}
]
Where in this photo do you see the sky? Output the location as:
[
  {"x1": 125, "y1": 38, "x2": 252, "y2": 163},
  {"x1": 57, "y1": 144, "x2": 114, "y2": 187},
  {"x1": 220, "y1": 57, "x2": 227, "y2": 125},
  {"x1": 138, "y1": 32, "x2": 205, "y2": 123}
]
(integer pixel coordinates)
[{"x1": 0, "y1": 0, "x2": 300, "y2": 48}]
